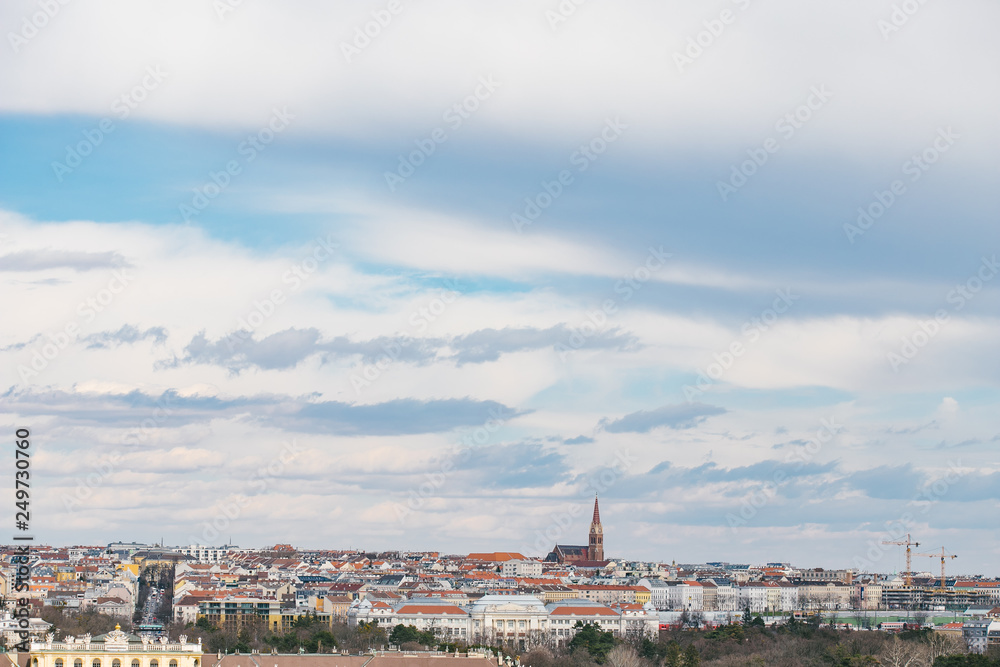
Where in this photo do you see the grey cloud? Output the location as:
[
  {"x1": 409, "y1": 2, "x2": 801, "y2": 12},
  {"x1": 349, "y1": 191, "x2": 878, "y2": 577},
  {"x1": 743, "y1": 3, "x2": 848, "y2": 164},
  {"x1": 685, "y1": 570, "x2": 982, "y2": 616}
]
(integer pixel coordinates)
[
  {"x1": 0, "y1": 250, "x2": 130, "y2": 272},
  {"x1": 450, "y1": 325, "x2": 639, "y2": 365},
  {"x1": 167, "y1": 324, "x2": 640, "y2": 373},
  {"x1": 598, "y1": 402, "x2": 726, "y2": 433},
  {"x1": 81, "y1": 325, "x2": 168, "y2": 349},
  {"x1": 284, "y1": 398, "x2": 523, "y2": 436},
  {"x1": 843, "y1": 465, "x2": 927, "y2": 500},
  {"x1": 1, "y1": 387, "x2": 522, "y2": 437},
  {"x1": 165, "y1": 328, "x2": 440, "y2": 373},
  {"x1": 454, "y1": 442, "x2": 569, "y2": 488}
]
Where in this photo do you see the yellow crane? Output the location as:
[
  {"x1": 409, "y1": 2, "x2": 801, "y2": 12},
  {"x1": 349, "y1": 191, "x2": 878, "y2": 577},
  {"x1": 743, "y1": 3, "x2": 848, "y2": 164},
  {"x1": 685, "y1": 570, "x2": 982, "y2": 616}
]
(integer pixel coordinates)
[
  {"x1": 882, "y1": 534, "x2": 919, "y2": 586},
  {"x1": 915, "y1": 547, "x2": 957, "y2": 592}
]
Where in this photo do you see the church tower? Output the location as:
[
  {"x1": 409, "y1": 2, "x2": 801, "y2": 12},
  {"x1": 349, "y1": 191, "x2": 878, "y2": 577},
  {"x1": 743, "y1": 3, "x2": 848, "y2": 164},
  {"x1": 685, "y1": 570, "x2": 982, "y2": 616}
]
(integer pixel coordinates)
[{"x1": 588, "y1": 495, "x2": 604, "y2": 561}]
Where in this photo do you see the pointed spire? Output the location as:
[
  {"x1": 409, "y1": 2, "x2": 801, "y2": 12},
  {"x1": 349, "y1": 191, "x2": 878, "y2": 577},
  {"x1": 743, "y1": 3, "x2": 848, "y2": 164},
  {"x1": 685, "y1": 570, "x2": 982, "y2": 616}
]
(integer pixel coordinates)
[{"x1": 592, "y1": 495, "x2": 601, "y2": 524}]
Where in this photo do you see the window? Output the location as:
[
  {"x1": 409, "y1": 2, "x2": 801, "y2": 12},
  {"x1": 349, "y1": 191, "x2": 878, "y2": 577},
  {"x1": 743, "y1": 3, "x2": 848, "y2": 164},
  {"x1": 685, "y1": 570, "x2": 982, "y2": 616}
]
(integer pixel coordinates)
[
  {"x1": 113, "y1": 661, "x2": 121, "y2": 667},
  {"x1": 151, "y1": 660, "x2": 159, "y2": 667},
  {"x1": 132, "y1": 661, "x2": 140, "y2": 667},
  {"x1": 55, "y1": 661, "x2": 64, "y2": 667},
  {"x1": 170, "y1": 661, "x2": 178, "y2": 667},
  {"x1": 75, "y1": 660, "x2": 83, "y2": 667}
]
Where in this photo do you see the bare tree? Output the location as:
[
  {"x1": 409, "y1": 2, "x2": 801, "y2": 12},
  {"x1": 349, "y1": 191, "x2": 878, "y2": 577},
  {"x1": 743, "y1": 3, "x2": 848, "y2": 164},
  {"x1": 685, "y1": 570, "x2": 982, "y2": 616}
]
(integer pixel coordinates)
[
  {"x1": 606, "y1": 644, "x2": 643, "y2": 667},
  {"x1": 522, "y1": 647, "x2": 554, "y2": 667},
  {"x1": 924, "y1": 632, "x2": 961, "y2": 662},
  {"x1": 879, "y1": 636, "x2": 927, "y2": 667}
]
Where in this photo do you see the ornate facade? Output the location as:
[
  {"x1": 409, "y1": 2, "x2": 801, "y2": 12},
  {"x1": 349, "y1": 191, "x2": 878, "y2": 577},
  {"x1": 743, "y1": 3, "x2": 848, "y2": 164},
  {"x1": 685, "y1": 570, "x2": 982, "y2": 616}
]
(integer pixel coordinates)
[{"x1": 28, "y1": 626, "x2": 202, "y2": 667}]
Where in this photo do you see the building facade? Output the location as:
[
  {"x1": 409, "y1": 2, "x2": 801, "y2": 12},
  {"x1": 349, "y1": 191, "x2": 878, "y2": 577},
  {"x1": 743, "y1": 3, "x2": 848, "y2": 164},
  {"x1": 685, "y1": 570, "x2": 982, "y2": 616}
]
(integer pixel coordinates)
[{"x1": 28, "y1": 626, "x2": 202, "y2": 667}]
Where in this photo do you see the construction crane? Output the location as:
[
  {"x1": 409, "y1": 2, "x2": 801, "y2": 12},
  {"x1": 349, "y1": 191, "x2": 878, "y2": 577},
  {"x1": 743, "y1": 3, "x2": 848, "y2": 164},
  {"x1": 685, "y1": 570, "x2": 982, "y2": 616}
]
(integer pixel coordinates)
[
  {"x1": 916, "y1": 547, "x2": 957, "y2": 592},
  {"x1": 882, "y1": 534, "x2": 920, "y2": 586}
]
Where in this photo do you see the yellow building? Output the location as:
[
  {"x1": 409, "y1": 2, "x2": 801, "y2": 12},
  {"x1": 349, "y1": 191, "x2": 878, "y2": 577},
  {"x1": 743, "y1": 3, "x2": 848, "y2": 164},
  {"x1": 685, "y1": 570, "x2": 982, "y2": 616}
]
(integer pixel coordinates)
[
  {"x1": 28, "y1": 626, "x2": 203, "y2": 667},
  {"x1": 632, "y1": 587, "x2": 651, "y2": 605}
]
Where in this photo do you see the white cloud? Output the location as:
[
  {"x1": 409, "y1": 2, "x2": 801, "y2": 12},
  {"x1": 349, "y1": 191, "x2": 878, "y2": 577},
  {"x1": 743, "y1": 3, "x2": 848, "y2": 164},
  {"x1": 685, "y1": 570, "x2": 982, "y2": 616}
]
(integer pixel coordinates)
[{"x1": 2, "y1": 0, "x2": 997, "y2": 161}]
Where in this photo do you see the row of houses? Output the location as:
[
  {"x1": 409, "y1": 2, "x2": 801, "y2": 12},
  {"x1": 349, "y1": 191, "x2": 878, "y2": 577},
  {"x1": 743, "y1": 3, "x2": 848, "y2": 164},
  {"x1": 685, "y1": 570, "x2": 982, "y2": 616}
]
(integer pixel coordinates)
[{"x1": 639, "y1": 578, "x2": 1000, "y2": 613}]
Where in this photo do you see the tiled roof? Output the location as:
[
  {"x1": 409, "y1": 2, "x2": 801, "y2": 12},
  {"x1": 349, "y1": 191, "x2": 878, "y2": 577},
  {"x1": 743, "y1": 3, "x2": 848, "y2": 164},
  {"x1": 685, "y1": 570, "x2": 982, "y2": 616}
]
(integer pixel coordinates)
[{"x1": 396, "y1": 605, "x2": 468, "y2": 616}]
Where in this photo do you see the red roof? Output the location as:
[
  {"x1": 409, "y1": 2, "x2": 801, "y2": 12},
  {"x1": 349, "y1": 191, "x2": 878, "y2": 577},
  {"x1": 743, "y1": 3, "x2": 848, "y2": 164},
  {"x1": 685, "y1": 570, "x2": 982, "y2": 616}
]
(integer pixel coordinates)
[
  {"x1": 466, "y1": 552, "x2": 526, "y2": 562},
  {"x1": 396, "y1": 605, "x2": 467, "y2": 615},
  {"x1": 549, "y1": 606, "x2": 618, "y2": 616}
]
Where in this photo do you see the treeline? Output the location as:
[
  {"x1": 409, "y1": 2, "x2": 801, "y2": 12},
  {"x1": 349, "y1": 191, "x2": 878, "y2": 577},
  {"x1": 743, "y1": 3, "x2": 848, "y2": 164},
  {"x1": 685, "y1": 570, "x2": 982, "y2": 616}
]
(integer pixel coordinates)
[
  {"x1": 33, "y1": 607, "x2": 1000, "y2": 667},
  {"x1": 39, "y1": 608, "x2": 123, "y2": 638},
  {"x1": 186, "y1": 614, "x2": 388, "y2": 654}
]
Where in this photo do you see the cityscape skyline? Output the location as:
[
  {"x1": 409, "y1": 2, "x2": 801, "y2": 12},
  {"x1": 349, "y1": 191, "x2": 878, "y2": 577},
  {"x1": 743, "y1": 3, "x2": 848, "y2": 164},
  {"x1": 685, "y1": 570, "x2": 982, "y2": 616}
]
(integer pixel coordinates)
[{"x1": 2, "y1": 1, "x2": 998, "y2": 575}]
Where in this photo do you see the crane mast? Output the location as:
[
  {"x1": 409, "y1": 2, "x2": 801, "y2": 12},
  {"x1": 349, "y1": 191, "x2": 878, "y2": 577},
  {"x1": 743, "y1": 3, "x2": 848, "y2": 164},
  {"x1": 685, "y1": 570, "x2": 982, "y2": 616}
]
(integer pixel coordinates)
[
  {"x1": 882, "y1": 533, "x2": 919, "y2": 586},
  {"x1": 916, "y1": 547, "x2": 957, "y2": 592}
]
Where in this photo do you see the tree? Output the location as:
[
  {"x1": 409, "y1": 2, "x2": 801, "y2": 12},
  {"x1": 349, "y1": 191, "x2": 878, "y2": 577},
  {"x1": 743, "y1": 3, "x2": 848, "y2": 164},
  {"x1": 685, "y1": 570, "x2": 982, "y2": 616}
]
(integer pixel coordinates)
[
  {"x1": 606, "y1": 645, "x2": 642, "y2": 667},
  {"x1": 390, "y1": 624, "x2": 423, "y2": 645},
  {"x1": 878, "y1": 636, "x2": 922, "y2": 667},
  {"x1": 567, "y1": 623, "x2": 616, "y2": 664},
  {"x1": 681, "y1": 644, "x2": 700, "y2": 667},
  {"x1": 742, "y1": 606, "x2": 753, "y2": 626},
  {"x1": 925, "y1": 632, "x2": 962, "y2": 662},
  {"x1": 522, "y1": 647, "x2": 554, "y2": 667},
  {"x1": 633, "y1": 637, "x2": 660, "y2": 662},
  {"x1": 664, "y1": 641, "x2": 682, "y2": 667}
]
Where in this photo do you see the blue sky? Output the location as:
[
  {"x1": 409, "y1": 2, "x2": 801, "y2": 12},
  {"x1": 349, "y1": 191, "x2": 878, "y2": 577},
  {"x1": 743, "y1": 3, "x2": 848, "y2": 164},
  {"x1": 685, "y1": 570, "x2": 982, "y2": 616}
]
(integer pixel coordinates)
[{"x1": 1, "y1": 0, "x2": 998, "y2": 573}]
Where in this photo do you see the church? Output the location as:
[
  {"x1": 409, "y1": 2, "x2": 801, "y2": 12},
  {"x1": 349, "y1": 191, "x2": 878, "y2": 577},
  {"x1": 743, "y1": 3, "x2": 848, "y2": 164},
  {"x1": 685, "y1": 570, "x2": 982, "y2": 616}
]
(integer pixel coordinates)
[{"x1": 544, "y1": 496, "x2": 608, "y2": 565}]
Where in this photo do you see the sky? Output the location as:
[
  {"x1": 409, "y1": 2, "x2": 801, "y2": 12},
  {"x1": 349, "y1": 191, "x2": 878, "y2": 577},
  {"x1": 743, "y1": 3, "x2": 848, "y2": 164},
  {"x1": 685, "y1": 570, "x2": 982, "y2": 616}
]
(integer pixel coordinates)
[{"x1": 1, "y1": 0, "x2": 998, "y2": 574}]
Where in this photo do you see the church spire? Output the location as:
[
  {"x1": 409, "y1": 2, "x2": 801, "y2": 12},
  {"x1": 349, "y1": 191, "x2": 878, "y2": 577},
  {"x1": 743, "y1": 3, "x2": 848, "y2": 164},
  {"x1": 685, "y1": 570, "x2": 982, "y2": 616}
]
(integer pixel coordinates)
[{"x1": 588, "y1": 494, "x2": 604, "y2": 561}]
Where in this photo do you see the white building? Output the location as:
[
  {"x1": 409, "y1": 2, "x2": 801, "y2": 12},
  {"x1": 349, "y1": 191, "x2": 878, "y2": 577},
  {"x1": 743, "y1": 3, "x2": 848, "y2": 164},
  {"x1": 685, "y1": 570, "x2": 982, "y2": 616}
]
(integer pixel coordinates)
[
  {"x1": 636, "y1": 580, "x2": 703, "y2": 611},
  {"x1": 963, "y1": 620, "x2": 1000, "y2": 654},
  {"x1": 348, "y1": 594, "x2": 656, "y2": 651},
  {"x1": 500, "y1": 560, "x2": 543, "y2": 578},
  {"x1": 171, "y1": 545, "x2": 232, "y2": 564}
]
